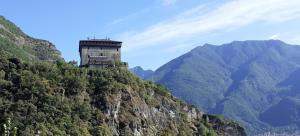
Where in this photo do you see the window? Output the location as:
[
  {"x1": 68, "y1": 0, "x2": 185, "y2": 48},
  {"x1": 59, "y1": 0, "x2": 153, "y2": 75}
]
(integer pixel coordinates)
[{"x1": 101, "y1": 53, "x2": 103, "y2": 56}]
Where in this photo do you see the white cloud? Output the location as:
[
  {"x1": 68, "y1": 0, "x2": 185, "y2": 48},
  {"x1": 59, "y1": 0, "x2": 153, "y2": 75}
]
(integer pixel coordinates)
[
  {"x1": 120, "y1": 0, "x2": 300, "y2": 52},
  {"x1": 111, "y1": 18, "x2": 126, "y2": 25},
  {"x1": 269, "y1": 34, "x2": 280, "y2": 40},
  {"x1": 110, "y1": 8, "x2": 150, "y2": 25},
  {"x1": 163, "y1": 0, "x2": 177, "y2": 6}
]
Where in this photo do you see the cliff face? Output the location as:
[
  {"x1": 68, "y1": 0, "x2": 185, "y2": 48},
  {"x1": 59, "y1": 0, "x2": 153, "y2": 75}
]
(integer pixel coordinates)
[
  {"x1": 0, "y1": 54, "x2": 246, "y2": 135},
  {"x1": 0, "y1": 16, "x2": 62, "y2": 61},
  {"x1": 94, "y1": 76, "x2": 245, "y2": 136}
]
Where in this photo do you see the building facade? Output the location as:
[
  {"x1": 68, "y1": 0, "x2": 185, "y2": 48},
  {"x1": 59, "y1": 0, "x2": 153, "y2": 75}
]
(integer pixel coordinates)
[{"x1": 79, "y1": 39, "x2": 122, "y2": 68}]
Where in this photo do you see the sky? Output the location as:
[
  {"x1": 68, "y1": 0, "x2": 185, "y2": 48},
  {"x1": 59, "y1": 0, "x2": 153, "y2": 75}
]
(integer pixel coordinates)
[{"x1": 1, "y1": 0, "x2": 300, "y2": 70}]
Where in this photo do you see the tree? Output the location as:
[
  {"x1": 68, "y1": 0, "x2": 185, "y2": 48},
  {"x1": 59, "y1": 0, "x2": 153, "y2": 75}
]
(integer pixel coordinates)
[{"x1": 2, "y1": 118, "x2": 17, "y2": 136}]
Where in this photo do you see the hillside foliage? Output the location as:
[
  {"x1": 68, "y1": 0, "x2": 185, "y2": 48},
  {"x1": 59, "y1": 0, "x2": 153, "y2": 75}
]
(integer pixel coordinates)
[{"x1": 0, "y1": 51, "x2": 245, "y2": 136}]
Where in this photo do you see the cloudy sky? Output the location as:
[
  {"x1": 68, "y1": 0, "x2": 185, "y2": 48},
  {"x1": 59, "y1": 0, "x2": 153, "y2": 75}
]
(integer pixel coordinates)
[{"x1": 1, "y1": 0, "x2": 300, "y2": 70}]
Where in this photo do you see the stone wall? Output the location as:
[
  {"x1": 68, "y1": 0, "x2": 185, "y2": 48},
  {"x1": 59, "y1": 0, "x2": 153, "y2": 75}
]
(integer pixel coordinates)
[{"x1": 80, "y1": 46, "x2": 121, "y2": 67}]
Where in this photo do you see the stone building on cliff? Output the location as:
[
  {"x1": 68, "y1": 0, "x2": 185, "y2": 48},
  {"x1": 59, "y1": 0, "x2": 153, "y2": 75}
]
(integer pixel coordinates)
[{"x1": 79, "y1": 38, "x2": 126, "y2": 68}]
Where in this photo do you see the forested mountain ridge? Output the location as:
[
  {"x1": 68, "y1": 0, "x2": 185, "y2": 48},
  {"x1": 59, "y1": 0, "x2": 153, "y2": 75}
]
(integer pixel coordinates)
[
  {"x1": 0, "y1": 52, "x2": 246, "y2": 135},
  {"x1": 0, "y1": 16, "x2": 62, "y2": 62},
  {"x1": 149, "y1": 40, "x2": 300, "y2": 135},
  {"x1": 0, "y1": 16, "x2": 246, "y2": 135}
]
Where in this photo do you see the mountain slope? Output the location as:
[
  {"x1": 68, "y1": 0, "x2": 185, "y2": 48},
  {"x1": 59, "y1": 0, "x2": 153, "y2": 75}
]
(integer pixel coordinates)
[
  {"x1": 129, "y1": 66, "x2": 154, "y2": 79},
  {"x1": 150, "y1": 40, "x2": 300, "y2": 134},
  {"x1": 260, "y1": 97, "x2": 300, "y2": 127},
  {"x1": 0, "y1": 54, "x2": 246, "y2": 136},
  {"x1": 0, "y1": 16, "x2": 62, "y2": 61}
]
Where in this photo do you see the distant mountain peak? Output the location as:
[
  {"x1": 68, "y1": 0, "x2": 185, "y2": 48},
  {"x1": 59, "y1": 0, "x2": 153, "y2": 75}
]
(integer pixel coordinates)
[
  {"x1": 203, "y1": 43, "x2": 215, "y2": 46},
  {"x1": 130, "y1": 66, "x2": 154, "y2": 79}
]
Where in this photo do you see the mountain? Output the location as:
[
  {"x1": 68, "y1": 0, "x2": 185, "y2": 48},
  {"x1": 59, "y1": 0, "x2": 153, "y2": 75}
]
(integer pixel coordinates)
[
  {"x1": 0, "y1": 16, "x2": 246, "y2": 135},
  {"x1": 0, "y1": 16, "x2": 62, "y2": 62},
  {"x1": 150, "y1": 40, "x2": 300, "y2": 135},
  {"x1": 129, "y1": 66, "x2": 154, "y2": 79},
  {"x1": 0, "y1": 53, "x2": 246, "y2": 136}
]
